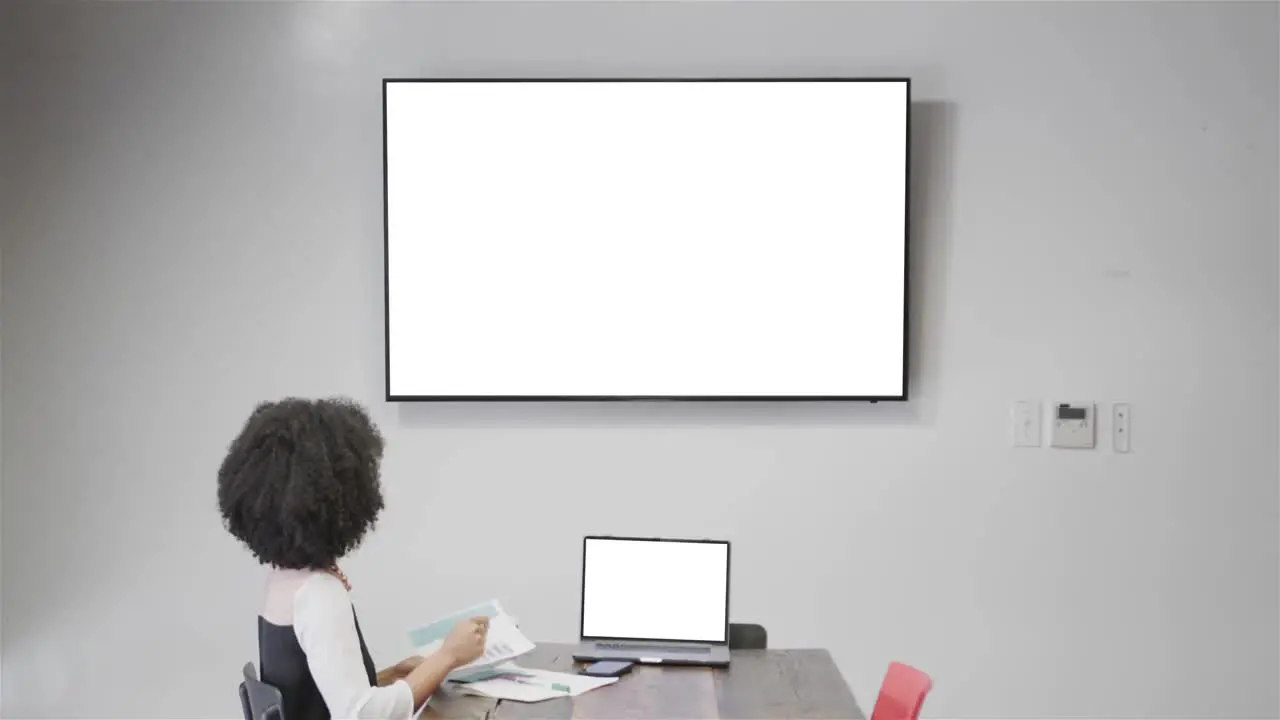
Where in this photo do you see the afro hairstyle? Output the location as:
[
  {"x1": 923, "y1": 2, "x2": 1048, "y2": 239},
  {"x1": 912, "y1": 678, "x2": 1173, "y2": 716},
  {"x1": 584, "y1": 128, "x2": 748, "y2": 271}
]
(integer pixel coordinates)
[{"x1": 217, "y1": 397, "x2": 386, "y2": 570}]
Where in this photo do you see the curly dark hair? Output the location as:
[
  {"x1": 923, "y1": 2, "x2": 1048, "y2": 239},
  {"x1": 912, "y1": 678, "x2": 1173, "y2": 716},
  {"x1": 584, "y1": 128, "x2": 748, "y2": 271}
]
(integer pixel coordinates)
[{"x1": 217, "y1": 397, "x2": 386, "y2": 570}]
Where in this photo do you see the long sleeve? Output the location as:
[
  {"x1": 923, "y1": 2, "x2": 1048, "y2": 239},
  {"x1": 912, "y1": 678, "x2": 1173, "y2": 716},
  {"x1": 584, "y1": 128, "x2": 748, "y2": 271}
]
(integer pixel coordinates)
[{"x1": 292, "y1": 573, "x2": 416, "y2": 719}]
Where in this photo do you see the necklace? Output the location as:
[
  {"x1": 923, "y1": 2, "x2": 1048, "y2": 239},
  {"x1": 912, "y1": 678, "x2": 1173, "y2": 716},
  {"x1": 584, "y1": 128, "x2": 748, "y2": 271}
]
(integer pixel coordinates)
[{"x1": 329, "y1": 566, "x2": 351, "y2": 591}]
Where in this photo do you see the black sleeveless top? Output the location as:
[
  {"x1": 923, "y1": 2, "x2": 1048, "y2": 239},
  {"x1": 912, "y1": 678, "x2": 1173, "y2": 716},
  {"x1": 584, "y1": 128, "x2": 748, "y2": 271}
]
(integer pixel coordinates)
[{"x1": 258, "y1": 610, "x2": 378, "y2": 720}]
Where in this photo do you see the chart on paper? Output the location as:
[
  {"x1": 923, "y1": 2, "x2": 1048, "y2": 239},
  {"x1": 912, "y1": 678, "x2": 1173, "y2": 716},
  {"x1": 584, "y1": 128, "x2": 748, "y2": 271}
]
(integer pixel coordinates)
[
  {"x1": 479, "y1": 640, "x2": 513, "y2": 664},
  {"x1": 406, "y1": 600, "x2": 535, "y2": 678}
]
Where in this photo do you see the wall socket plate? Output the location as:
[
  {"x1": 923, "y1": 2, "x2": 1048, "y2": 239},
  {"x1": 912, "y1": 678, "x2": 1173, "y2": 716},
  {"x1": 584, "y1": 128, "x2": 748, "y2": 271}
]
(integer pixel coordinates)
[{"x1": 1113, "y1": 402, "x2": 1131, "y2": 453}]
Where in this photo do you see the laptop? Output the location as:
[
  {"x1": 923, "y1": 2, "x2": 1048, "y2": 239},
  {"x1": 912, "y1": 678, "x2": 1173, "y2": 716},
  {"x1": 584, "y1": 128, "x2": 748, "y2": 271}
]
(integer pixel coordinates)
[{"x1": 573, "y1": 536, "x2": 732, "y2": 667}]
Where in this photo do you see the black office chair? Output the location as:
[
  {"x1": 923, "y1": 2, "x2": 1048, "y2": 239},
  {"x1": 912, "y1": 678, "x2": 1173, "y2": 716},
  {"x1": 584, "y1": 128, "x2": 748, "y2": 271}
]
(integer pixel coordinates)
[
  {"x1": 729, "y1": 622, "x2": 768, "y2": 650},
  {"x1": 239, "y1": 662, "x2": 285, "y2": 720}
]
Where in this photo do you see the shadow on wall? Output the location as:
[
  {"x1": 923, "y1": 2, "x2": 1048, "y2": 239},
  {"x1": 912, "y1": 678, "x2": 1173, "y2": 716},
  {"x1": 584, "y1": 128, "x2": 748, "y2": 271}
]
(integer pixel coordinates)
[{"x1": 395, "y1": 101, "x2": 959, "y2": 430}]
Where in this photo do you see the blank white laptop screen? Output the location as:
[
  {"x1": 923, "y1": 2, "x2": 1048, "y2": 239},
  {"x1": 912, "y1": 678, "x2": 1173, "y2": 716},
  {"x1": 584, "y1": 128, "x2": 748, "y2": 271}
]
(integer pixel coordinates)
[
  {"x1": 384, "y1": 79, "x2": 910, "y2": 400},
  {"x1": 581, "y1": 538, "x2": 729, "y2": 643}
]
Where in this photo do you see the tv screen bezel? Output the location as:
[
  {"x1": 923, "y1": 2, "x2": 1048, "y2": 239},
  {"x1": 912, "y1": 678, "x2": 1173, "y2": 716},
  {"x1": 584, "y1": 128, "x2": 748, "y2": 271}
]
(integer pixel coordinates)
[{"x1": 383, "y1": 77, "x2": 911, "y2": 402}]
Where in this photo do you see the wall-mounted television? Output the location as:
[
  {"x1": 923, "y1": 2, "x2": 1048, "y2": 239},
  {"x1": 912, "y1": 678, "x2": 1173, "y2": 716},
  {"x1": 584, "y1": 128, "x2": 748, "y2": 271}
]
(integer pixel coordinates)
[{"x1": 384, "y1": 78, "x2": 909, "y2": 401}]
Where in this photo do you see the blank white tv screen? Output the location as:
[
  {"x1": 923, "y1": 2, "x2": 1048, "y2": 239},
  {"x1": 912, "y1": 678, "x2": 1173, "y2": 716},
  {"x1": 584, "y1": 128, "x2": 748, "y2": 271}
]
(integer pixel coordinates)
[{"x1": 384, "y1": 79, "x2": 909, "y2": 399}]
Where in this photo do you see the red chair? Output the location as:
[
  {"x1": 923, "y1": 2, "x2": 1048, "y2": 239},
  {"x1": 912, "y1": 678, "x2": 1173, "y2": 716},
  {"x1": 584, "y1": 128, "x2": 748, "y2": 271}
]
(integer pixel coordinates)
[{"x1": 870, "y1": 662, "x2": 933, "y2": 720}]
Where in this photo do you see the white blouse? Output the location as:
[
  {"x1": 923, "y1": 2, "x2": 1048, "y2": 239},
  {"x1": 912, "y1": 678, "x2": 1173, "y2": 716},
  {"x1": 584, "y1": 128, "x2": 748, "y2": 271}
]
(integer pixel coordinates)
[{"x1": 262, "y1": 570, "x2": 416, "y2": 719}]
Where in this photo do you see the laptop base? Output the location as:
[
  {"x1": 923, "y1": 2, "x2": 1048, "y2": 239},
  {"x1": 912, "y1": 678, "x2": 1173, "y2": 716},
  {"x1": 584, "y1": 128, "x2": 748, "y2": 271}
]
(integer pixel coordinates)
[{"x1": 573, "y1": 642, "x2": 730, "y2": 667}]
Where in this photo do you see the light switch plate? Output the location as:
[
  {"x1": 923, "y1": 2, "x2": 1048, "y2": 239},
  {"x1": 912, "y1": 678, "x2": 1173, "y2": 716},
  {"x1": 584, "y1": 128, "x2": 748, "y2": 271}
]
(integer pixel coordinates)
[
  {"x1": 1012, "y1": 400, "x2": 1042, "y2": 447},
  {"x1": 1050, "y1": 402, "x2": 1095, "y2": 449}
]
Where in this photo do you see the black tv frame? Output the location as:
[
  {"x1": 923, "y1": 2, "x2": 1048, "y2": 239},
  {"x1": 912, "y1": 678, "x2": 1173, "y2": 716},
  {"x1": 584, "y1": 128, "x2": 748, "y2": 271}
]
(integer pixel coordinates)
[{"x1": 383, "y1": 78, "x2": 911, "y2": 402}]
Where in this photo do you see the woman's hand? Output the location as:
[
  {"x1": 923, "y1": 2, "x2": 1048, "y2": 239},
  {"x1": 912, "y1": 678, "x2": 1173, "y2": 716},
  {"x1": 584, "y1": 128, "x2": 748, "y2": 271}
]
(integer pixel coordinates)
[
  {"x1": 399, "y1": 617, "x2": 491, "y2": 707},
  {"x1": 441, "y1": 616, "x2": 489, "y2": 668}
]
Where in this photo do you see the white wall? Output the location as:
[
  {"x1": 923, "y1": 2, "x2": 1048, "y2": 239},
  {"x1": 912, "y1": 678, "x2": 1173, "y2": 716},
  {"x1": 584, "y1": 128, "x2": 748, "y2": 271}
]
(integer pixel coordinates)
[{"x1": 1, "y1": 2, "x2": 1277, "y2": 718}]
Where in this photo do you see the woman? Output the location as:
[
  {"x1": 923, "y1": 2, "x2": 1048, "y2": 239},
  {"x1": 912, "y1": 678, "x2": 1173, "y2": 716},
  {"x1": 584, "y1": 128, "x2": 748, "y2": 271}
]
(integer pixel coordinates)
[{"x1": 218, "y1": 397, "x2": 486, "y2": 719}]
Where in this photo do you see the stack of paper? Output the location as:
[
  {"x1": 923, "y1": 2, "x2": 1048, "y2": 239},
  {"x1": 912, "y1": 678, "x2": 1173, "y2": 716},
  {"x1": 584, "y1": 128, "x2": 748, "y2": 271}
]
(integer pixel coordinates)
[
  {"x1": 407, "y1": 600, "x2": 535, "y2": 679},
  {"x1": 452, "y1": 664, "x2": 619, "y2": 703}
]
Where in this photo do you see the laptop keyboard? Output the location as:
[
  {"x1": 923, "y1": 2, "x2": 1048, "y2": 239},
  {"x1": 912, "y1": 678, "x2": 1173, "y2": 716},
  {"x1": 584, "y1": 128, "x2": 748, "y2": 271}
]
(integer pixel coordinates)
[{"x1": 597, "y1": 642, "x2": 712, "y2": 654}]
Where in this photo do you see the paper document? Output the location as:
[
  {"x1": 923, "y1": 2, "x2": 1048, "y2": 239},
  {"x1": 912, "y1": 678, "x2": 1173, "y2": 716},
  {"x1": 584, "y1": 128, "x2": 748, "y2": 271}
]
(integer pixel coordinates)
[
  {"x1": 454, "y1": 678, "x2": 564, "y2": 703},
  {"x1": 407, "y1": 600, "x2": 534, "y2": 679},
  {"x1": 452, "y1": 663, "x2": 619, "y2": 702}
]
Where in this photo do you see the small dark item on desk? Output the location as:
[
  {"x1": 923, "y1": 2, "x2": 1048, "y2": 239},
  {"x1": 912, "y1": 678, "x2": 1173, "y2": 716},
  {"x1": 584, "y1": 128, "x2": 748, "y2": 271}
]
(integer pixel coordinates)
[{"x1": 581, "y1": 660, "x2": 634, "y2": 677}]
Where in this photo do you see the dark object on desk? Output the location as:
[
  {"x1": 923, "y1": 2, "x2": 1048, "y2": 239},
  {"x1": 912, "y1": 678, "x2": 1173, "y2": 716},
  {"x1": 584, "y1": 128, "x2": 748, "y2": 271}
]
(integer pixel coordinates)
[
  {"x1": 425, "y1": 643, "x2": 865, "y2": 720},
  {"x1": 870, "y1": 661, "x2": 933, "y2": 720},
  {"x1": 729, "y1": 622, "x2": 768, "y2": 650},
  {"x1": 238, "y1": 663, "x2": 285, "y2": 720},
  {"x1": 581, "y1": 660, "x2": 635, "y2": 677}
]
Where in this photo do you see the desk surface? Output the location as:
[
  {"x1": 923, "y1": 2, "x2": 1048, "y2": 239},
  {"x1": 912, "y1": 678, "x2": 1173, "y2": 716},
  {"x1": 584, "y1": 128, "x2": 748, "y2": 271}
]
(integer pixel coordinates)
[{"x1": 424, "y1": 643, "x2": 865, "y2": 719}]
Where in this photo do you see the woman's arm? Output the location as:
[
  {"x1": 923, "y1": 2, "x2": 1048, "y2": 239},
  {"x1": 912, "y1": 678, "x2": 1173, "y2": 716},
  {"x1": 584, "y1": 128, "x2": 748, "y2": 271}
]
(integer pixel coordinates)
[
  {"x1": 376, "y1": 657, "x2": 421, "y2": 687},
  {"x1": 294, "y1": 575, "x2": 419, "y2": 718},
  {"x1": 294, "y1": 574, "x2": 490, "y2": 717},
  {"x1": 397, "y1": 650, "x2": 461, "y2": 708},
  {"x1": 399, "y1": 617, "x2": 489, "y2": 708}
]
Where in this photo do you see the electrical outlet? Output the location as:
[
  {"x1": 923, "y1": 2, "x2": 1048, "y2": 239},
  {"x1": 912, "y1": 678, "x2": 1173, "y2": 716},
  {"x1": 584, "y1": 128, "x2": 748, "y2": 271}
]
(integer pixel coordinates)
[{"x1": 1113, "y1": 403, "x2": 1131, "y2": 453}]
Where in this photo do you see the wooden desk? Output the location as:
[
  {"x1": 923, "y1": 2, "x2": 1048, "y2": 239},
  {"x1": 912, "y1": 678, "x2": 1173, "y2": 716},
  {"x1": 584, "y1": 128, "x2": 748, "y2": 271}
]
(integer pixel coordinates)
[{"x1": 424, "y1": 643, "x2": 865, "y2": 719}]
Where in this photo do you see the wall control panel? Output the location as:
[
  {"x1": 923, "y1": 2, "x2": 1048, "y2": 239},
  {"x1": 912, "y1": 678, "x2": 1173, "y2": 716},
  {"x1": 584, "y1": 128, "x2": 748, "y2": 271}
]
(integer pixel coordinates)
[{"x1": 1050, "y1": 402, "x2": 1095, "y2": 449}]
